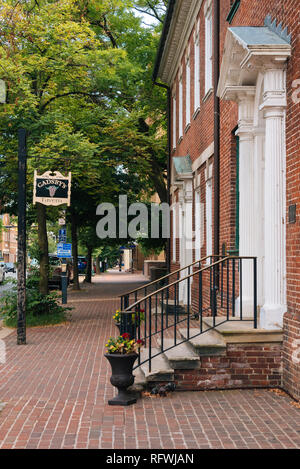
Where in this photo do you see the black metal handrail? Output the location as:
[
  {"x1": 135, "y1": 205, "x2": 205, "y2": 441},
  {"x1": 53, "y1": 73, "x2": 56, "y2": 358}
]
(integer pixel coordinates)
[
  {"x1": 119, "y1": 256, "x2": 258, "y2": 372},
  {"x1": 120, "y1": 254, "x2": 222, "y2": 310}
]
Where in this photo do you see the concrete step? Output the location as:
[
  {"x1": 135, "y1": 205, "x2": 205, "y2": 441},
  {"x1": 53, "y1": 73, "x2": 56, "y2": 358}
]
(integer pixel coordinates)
[
  {"x1": 139, "y1": 347, "x2": 174, "y2": 382},
  {"x1": 202, "y1": 317, "x2": 283, "y2": 343},
  {"x1": 157, "y1": 338, "x2": 200, "y2": 369},
  {"x1": 130, "y1": 366, "x2": 147, "y2": 392},
  {"x1": 179, "y1": 328, "x2": 226, "y2": 356}
]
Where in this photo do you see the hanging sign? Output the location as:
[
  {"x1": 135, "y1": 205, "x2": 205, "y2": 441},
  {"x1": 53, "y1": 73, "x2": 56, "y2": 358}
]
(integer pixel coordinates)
[{"x1": 33, "y1": 170, "x2": 71, "y2": 206}]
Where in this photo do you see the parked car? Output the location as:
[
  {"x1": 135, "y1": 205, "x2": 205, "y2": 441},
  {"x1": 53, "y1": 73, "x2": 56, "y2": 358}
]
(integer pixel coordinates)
[
  {"x1": 4, "y1": 262, "x2": 16, "y2": 273},
  {"x1": 77, "y1": 256, "x2": 87, "y2": 274},
  {"x1": 0, "y1": 264, "x2": 5, "y2": 284},
  {"x1": 48, "y1": 254, "x2": 74, "y2": 289}
]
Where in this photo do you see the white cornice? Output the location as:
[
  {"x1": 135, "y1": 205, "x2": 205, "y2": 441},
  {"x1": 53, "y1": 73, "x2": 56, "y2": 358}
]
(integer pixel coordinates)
[{"x1": 158, "y1": 0, "x2": 204, "y2": 85}]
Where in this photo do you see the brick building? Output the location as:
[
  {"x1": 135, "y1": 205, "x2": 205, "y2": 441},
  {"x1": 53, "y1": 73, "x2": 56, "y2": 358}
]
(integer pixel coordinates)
[
  {"x1": 0, "y1": 214, "x2": 17, "y2": 264},
  {"x1": 152, "y1": 0, "x2": 300, "y2": 400}
]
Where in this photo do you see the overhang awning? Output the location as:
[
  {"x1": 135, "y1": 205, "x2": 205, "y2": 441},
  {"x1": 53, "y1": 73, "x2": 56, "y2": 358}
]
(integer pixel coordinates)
[
  {"x1": 173, "y1": 155, "x2": 193, "y2": 176},
  {"x1": 217, "y1": 21, "x2": 291, "y2": 100}
]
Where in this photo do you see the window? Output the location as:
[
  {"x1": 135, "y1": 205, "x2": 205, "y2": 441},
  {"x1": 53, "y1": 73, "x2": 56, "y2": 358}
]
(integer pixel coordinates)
[
  {"x1": 206, "y1": 168, "x2": 213, "y2": 258},
  {"x1": 193, "y1": 21, "x2": 200, "y2": 113},
  {"x1": 179, "y1": 71, "x2": 183, "y2": 139},
  {"x1": 172, "y1": 90, "x2": 176, "y2": 149},
  {"x1": 204, "y1": 2, "x2": 213, "y2": 95},
  {"x1": 185, "y1": 54, "x2": 191, "y2": 128},
  {"x1": 172, "y1": 204, "x2": 177, "y2": 262},
  {"x1": 194, "y1": 191, "x2": 202, "y2": 260}
]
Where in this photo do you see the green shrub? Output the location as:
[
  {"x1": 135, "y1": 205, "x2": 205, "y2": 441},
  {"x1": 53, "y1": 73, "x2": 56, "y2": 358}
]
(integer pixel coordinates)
[{"x1": 0, "y1": 269, "x2": 72, "y2": 327}]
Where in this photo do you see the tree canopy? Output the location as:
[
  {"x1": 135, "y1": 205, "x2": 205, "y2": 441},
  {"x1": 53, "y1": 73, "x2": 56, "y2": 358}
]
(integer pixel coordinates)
[{"x1": 0, "y1": 0, "x2": 168, "y2": 290}]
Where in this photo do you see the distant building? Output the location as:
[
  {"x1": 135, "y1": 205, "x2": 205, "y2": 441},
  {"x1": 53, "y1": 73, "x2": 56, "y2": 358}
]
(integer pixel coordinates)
[{"x1": 0, "y1": 214, "x2": 17, "y2": 263}]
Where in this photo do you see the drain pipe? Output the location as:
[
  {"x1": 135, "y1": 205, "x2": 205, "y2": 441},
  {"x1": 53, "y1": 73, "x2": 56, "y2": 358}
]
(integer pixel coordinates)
[
  {"x1": 153, "y1": 81, "x2": 171, "y2": 274},
  {"x1": 213, "y1": 0, "x2": 220, "y2": 260}
]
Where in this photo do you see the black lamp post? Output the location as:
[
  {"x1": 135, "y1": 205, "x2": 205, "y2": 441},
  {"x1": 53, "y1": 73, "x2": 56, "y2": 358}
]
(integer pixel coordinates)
[{"x1": 17, "y1": 128, "x2": 27, "y2": 345}]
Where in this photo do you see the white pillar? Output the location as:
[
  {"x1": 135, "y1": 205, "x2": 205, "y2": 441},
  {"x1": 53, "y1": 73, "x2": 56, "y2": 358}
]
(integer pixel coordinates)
[
  {"x1": 260, "y1": 68, "x2": 287, "y2": 329},
  {"x1": 253, "y1": 128, "x2": 265, "y2": 308},
  {"x1": 235, "y1": 91, "x2": 256, "y2": 316}
]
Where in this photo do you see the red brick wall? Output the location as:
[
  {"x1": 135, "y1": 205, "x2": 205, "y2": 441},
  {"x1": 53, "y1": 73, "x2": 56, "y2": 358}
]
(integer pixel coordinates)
[
  {"x1": 169, "y1": 0, "x2": 300, "y2": 399},
  {"x1": 175, "y1": 343, "x2": 282, "y2": 391},
  {"x1": 283, "y1": 312, "x2": 300, "y2": 401}
]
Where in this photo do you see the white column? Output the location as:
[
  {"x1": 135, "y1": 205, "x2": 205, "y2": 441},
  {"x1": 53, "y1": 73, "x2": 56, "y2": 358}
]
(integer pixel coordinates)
[
  {"x1": 235, "y1": 91, "x2": 255, "y2": 316},
  {"x1": 253, "y1": 128, "x2": 265, "y2": 308},
  {"x1": 260, "y1": 68, "x2": 287, "y2": 329}
]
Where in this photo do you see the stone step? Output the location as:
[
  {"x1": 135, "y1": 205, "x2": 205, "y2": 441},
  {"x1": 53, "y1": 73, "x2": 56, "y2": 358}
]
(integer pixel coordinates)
[
  {"x1": 157, "y1": 338, "x2": 200, "y2": 369},
  {"x1": 202, "y1": 317, "x2": 283, "y2": 343},
  {"x1": 130, "y1": 366, "x2": 147, "y2": 392},
  {"x1": 139, "y1": 347, "x2": 174, "y2": 382},
  {"x1": 179, "y1": 328, "x2": 226, "y2": 356}
]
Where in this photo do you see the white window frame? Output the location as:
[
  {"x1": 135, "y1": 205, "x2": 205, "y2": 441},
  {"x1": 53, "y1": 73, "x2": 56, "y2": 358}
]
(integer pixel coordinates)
[
  {"x1": 193, "y1": 21, "x2": 200, "y2": 113},
  {"x1": 178, "y1": 70, "x2": 183, "y2": 140},
  {"x1": 204, "y1": 2, "x2": 213, "y2": 96},
  {"x1": 185, "y1": 53, "x2": 191, "y2": 128},
  {"x1": 206, "y1": 170, "x2": 213, "y2": 260},
  {"x1": 172, "y1": 89, "x2": 176, "y2": 150},
  {"x1": 194, "y1": 190, "x2": 202, "y2": 261},
  {"x1": 172, "y1": 203, "x2": 177, "y2": 262}
]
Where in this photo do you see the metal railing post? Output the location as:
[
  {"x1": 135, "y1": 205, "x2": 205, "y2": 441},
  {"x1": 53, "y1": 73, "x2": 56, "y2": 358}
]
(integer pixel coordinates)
[{"x1": 253, "y1": 257, "x2": 257, "y2": 329}]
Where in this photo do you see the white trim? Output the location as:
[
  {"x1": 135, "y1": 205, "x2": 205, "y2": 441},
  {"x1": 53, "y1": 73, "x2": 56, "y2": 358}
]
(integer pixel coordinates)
[
  {"x1": 179, "y1": 73, "x2": 183, "y2": 139},
  {"x1": 158, "y1": 0, "x2": 204, "y2": 85},
  {"x1": 192, "y1": 142, "x2": 214, "y2": 172},
  {"x1": 185, "y1": 54, "x2": 191, "y2": 127},
  {"x1": 204, "y1": 5, "x2": 213, "y2": 96},
  {"x1": 172, "y1": 91, "x2": 176, "y2": 150},
  {"x1": 205, "y1": 176, "x2": 213, "y2": 260},
  {"x1": 194, "y1": 32, "x2": 200, "y2": 112}
]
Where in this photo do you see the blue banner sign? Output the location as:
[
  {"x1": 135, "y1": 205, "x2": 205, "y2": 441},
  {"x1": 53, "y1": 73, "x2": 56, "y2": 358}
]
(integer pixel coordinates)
[{"x1": 57, "y1": 242, "x2": 72, "y2": 258}]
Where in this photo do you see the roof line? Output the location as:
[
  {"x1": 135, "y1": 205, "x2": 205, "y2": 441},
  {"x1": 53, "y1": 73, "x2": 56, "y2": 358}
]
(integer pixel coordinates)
[{"x1": 152, "y1": 0, "x2": 177, "y2": 83}]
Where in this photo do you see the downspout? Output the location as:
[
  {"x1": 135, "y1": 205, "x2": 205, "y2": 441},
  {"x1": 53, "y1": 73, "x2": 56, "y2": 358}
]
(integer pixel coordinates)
[
  {"x1": 213, "y1": 0, "x2": 220, "y2": 259},
  {"x1": 153, "y1": 81, "x2": 171, "y2": 274}
]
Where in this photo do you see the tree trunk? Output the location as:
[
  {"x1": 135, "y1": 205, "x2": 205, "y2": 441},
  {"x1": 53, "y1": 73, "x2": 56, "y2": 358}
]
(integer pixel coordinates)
[
  {"x1": 37, "y1": 202, "x2": 49, "y2": 295},
  {"x1": 95, "y1": 255, "x2": 101, "y2": 274},
  {"x1": 71, "y1": 211, "x2": 80, "y2": 290},
  {"x1": 84, "y1": 246, "x2": 92, "y2": 283}
]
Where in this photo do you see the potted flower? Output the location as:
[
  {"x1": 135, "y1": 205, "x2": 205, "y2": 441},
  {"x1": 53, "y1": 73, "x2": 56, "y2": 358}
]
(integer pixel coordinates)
[
  {"x1": 113, "y1": 309, "x2": 145, "y2": 339},
  {"x1": 105, "y1": 333, "x2": 144, "y2": 406}
]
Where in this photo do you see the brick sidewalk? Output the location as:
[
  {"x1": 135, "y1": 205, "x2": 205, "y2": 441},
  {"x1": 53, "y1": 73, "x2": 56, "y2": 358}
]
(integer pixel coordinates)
[{"x1": 0, "y1": 271, "x2": 299, "y2": 449}]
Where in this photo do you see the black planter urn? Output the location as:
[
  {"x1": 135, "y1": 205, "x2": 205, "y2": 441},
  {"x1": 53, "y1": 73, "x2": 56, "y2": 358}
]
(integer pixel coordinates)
[
  {"x1": 115, "y1": 322, "x2": 136, "y2": 340},
  {"x1": 105, "y1": 353, "x2": 138, "y2": 406}
]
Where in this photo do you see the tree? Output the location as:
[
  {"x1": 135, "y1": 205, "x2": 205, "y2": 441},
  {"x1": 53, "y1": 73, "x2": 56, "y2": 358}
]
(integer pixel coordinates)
[{"x1": 0, "y1": 0, "x2": 169, "y2": 293}]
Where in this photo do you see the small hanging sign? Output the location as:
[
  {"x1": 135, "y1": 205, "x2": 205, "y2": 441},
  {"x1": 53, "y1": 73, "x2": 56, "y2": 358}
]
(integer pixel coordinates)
[{"x1": 33, "y1": 170, "x2": 71, "y2": 206}]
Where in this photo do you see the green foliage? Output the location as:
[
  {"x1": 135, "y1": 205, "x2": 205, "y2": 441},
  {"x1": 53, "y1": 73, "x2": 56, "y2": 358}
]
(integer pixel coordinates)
[
  {"x1": 0, "y1": 0, "x2": 169, "y2": 278},
  {"x1": 0, "y1": 269, "x2": 72, "y2": 327}
]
